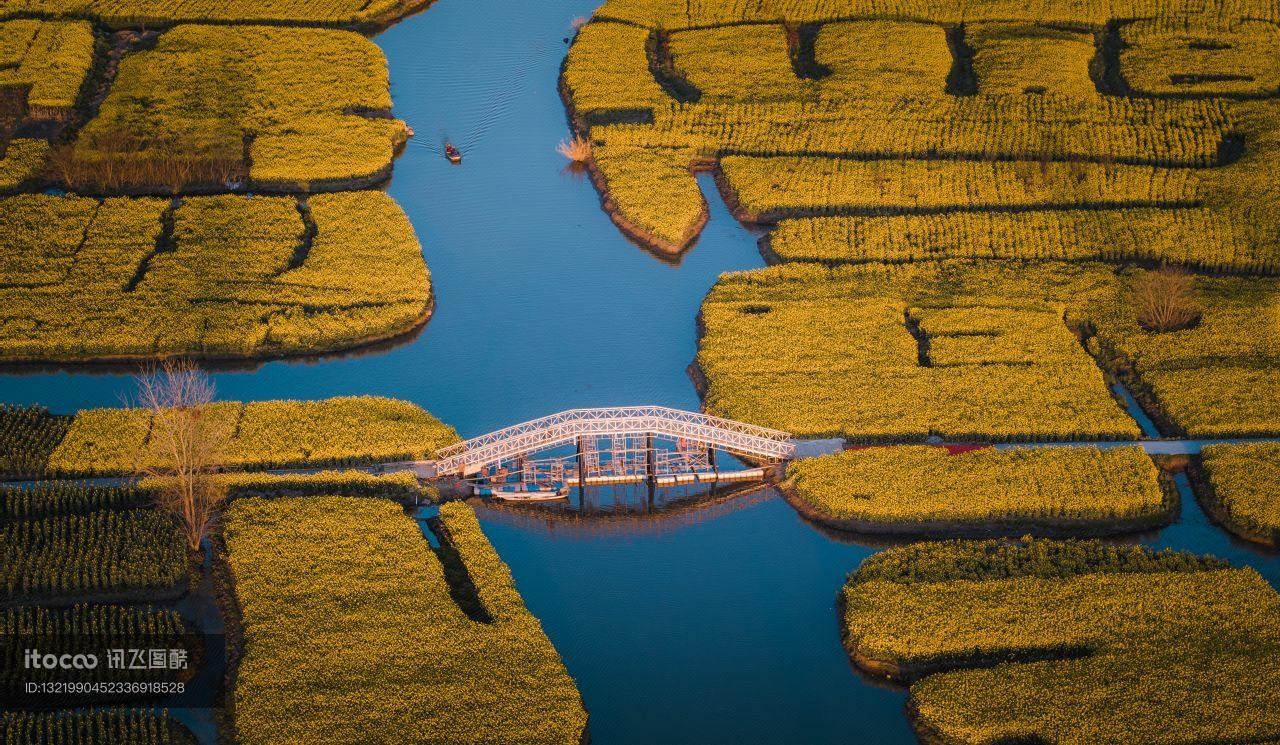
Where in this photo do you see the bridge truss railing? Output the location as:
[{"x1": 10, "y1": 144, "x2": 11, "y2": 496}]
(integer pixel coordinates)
[{"x1": 432, "y1": 406, "x2": 793, "y2": 476}]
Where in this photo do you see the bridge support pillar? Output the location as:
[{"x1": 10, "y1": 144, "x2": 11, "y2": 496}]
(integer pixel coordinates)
[
  {"x1": 645, "y1": 433, "x2": 656, "y2": 486},
  {"x1": 708, "y1": 446, "x2": 718, "y2": 480},
  {"x1": 576, "y1": 436, "x2": 588, "y2": 503}
]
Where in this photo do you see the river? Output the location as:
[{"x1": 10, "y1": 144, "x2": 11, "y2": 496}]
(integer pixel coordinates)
[{"x1": 1, "y1": 0, "x2": 1277, "y2": 742}]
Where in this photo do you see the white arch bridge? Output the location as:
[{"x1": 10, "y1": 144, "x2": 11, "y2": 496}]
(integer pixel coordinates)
[{"x1": 411, "y1": 407, "x2": 795, "y2": 497}]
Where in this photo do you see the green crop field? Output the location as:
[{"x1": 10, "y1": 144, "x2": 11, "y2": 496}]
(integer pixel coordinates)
[
  {"x1": 223, "y1": 496, "x2": 588, "y2": 744},
  {"x1": 784, "y1": 445, "x2": 1169, "y2": 534},
  {"x1": 1, "y1": 709, "x2": 195, "y2": 745},
  {"x1": 842, "y1": 537, "x2": 1280, "y2": 743},
  {"x1": 0, "y1": 192, "x2": 432, "y2": 362},
  {"x1": 1, "y1": 508, "x2": 186, "y2": 603}
]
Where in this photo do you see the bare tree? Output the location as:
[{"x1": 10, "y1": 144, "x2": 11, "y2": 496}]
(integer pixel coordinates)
[
  {"x1": 133, "y1": 358, "x2": 229, "y2": 552},
  {"x1": 1132, "y1": 268, "x2": 1202, "y2": 332}
]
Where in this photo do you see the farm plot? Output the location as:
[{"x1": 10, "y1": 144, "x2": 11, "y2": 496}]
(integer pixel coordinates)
[
  {"x1": 1, "y1": 709, "x2": 196, "y2": 745},
  {"x1": 0, "y1": 0, "x2": 426, "y2": 29},
  {"x1": 0, "y1": 19, "x2": 94, "y2": 118},
  {"x1": 1119, "y1": 19, "x2": 1280, "y2": 97},
  {"x1": 765, "y1": 208, "x2": 1279, "y2": 272},
  {"x1": 563, "y1": 6, "x2": 1280, "y2": 266},
  {"x1": 697, "y1": 261, "x2": 1141, "y2": 440},
  {"x1": 784, "y1": 445, "x2": 1170, "y2": 534},
  {"x1": 0, "y1": 404, "x2": 71, "y2": 479},
  {"x1": 1086, "y1": 272, "x2": 1280, "y2": 437},
  {"x1": 223, "y1": 497, "x2": 587, "y2": 745},
  {"x1": 63, "y1": 24, "x2": 407, "y2": 193},
  {"x1": 841, "y1": 537, "x2": 1280, "y2": 743},
  {"x1": 0, "y1": 508, "x2": 186, "y2": 604},
  {"x1": 45, "y1": 395, "x2": 459, "y2": 477},
  {"x1": 699, "y1": 261, "x2": 1280, "y2": 439},
  {"x1": 0, "y1": 191, "x2": 432, "y2": 362},
  {"x1": 1, "y1": 604, "x2": 197, "y2": 705},
  {"x1": 1196, "y1": 442, "x2": 1280, "y2": 546}
]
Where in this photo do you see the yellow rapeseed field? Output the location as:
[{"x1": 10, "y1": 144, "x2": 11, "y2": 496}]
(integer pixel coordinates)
[
  {"x1": 1120, "y1": 19, "x2": 1280, "y2": 96},
  {"x1": 697, "y1": 261, "x2": 1141, "y2": 440},
  {"x1": 69, "y1": 25, "x2": 407, "y2": 192},
  {"x1": 46, "y1": 396, "x2": 459, "y2": 477},
  {"x1": 722, "y1": 156, "x2": 1200, "y2": 218},
  {"x1": 0, "y1": 0, "x2": 427, "y2": 28},
  {"x1": 967, "y1": 23, "x2": 1098, "y2": 97},
  {"x1": 0, "y1": 20, "x2": 94, "y2": 116},
  {"x1": 700, "y1": 261, "x2": 1280, "y2": 439},
  {"x1": 223, "y1": 497, "x2": 587, "y2": 744},
  {"x1": 785, "y1": 445, "x2": 1167, "y2": 532},
  {"x1": 842, "y1": 538, "x2": 1280, "y2": 743},
  {"x1": 563, "y1": 1, "x2": 1280, "y2": 268},
  {"x1": 0, "y1": 192, "x2": 432, "y2": 362},
  {"x1": 1199, "y1": 442, "x2": 1280, "y2": 546},
  {"x1": 766, "y1": 209, "x2": 1280, "y2": 272},
  {"x1": 0, "y1": 139, "x2": 50, "y2": 191}
]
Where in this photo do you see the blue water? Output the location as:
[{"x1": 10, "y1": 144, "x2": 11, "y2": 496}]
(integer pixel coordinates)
[{"x1": 1, "y1": 0, "x2": 1278, "y2": 742}]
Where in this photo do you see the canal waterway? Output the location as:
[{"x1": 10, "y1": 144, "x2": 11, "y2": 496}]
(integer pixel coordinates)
[{"x1": 1, "y1": 0, "x2": 1278, "y2": 742}]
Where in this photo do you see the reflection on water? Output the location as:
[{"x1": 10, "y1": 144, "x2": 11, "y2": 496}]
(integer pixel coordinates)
[
  {"x1": 475, "y1": 483, "x2": 776, "y2": 538},
  {"x1": 476, "y1": 490, "x2": 916, "y2": 744}
]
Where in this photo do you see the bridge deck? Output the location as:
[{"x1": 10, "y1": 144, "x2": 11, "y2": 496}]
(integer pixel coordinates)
[{"x1": 430, "y1": 406, "x2": 794, "y2": 477}]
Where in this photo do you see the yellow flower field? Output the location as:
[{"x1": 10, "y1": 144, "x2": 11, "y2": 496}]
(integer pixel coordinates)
[
  {"x1": 0, "y1": 20, "x2": 94, "y2": 116},
  {"x1": 697, "y1": 261, "x2": 1141, "y2": 440},
  {"x1": 46, "y1": 396, "x2": 459, "y2": 477},
  {"x1": 67, "y1": 25, "x2": 407, "y2": 193},
  {"x1": 700, "y1": 260, "x2": 1280, "y2": 439},
  {"x1": 223, "y1": 497, "x2": 587, "y2": 744},
  {"x1": 784, "y1": 445, "x2": 1168, "y2": 533},
  {"x1": 842, "y1": 538, "x2": 1280, "y2": 743},
  {"x1": 562, "y1": 1, "x2": 1280, "y2": 268},
  {"x1": 1198, "y1": 442, "x2": 1280, "y2": 546},
  {"x1": 0, "y1": 192, "x2": 432, "y2": 362},
  {"x1": 0, "y1": 0, "x2": 427, "y2": 28}
]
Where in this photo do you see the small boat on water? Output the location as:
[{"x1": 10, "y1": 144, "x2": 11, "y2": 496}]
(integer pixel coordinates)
[
  {"x1": 474, "y1": 481, "x2": 569, "y2": 501},
  {"x1": 445, "y1": 143, "x2": 462, "y2": 164}
]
